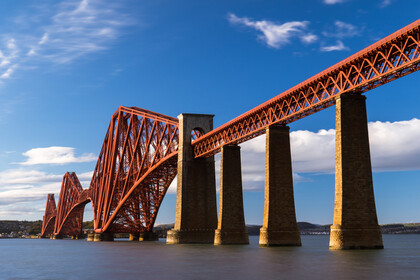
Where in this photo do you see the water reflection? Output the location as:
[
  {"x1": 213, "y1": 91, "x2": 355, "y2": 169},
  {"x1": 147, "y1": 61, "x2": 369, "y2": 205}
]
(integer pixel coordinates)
[{"x1": 0, "y1": 235, "x2": 419, "y2": 280}]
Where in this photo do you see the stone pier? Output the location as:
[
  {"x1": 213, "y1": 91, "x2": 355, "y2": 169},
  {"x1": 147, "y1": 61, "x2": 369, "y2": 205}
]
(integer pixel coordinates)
[
  {"x1": 329, "y1": 94, "x2": 383, "y2": 250},
  {"x1": 87, "y1": 233, "x2": 95, "y2": 242},
  {"x1": 94, "y1": 232, "x2": 114, "y2": 242},
  {"x1": 259, "y1": 125, "x2": 301, "y2": 247},
  {"x1": 140, "y1": 231, "x2": 159, "y2": 241},
  {"x1": 51, "y1": 234, "x2": 63, "y2": 240},
  {"x1": 129, "y1": 233, "x2": 140, "y2": 241},
  {"x1": 166, "y1": 114, "x2": 217, "y2": 244},
  {"x1": 214, "y1": 144, "x2": 249, "y2": 245}
]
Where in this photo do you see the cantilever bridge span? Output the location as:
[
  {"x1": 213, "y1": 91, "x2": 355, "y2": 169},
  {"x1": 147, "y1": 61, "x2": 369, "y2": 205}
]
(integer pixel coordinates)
[{"x1": 42, "y1": 19, "x2": 420, "y2": 248}]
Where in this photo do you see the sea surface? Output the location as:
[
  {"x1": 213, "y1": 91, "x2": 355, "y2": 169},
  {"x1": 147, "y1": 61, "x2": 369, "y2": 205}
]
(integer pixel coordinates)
[{"x1": 1, "y1": 235, "x2": 420, "y2": 280}]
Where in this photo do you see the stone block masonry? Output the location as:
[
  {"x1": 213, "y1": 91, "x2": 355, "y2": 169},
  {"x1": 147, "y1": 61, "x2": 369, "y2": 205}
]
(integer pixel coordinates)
[
  {"x1": 214, "y1": 144, "x2": 249, "y2": 245},
  {"x1": 259, "y1": 125, "x2": 301, "y2": 247},
  {"x1": 329, "y1": 94, "x2": 383, "y2": 250}
]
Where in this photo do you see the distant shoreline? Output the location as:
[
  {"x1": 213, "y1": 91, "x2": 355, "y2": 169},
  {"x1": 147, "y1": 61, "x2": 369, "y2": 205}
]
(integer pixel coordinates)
[{"x1": 1, "y1": 220, "x2": 419, "y2": 238}]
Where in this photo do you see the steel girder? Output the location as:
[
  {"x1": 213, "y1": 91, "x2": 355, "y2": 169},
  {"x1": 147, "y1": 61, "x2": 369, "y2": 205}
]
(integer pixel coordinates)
[{"x1": 192, "y1": 19, "x2": 420, "y2": 158}]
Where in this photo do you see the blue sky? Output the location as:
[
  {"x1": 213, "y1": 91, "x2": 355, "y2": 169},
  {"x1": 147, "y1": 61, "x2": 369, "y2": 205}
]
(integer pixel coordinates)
[{"x1": 0, "y1": 0, "x2": 419, "y2": 226}]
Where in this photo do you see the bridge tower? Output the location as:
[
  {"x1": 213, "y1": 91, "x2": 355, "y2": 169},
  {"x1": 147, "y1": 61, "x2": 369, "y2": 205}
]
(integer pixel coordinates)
[{"x1": 167, "y1": 114, "x2": 217, "y2": 244}]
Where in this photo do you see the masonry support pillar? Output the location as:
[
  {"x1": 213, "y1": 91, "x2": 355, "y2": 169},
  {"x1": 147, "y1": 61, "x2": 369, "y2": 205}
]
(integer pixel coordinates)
[
  {"x1": 166, "y1": 114, "x2": 217, "y2": 244},
  {"x1": 51, "y1": 234, "x2": 63, "y2": 240},
  {"x1": 93, "y1": 232, "x2": 114, "y2": 242},
  {"x1": 214, "y1": 144, "x2": 249, "y2": 245},
  {"x1": 259, "y1": 125, "x2": 301, "y2": 247},
  {"x1": 129, "y1": 233, "x2": 140, "y2": 241},
  {"x1": 87, "y1": 233, "x2": 94, "y2": 242},
  {"x1": 140, "y1": 231, "x2": 159, "y2": 241},
  {"x1": 329, "y1": 94, "x2": 383, "y2": 250}
]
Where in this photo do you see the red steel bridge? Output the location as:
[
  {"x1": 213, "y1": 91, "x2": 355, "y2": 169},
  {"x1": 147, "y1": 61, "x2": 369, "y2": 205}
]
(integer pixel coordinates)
[{"x1": 42, "y1": 19, "x2": 420, "y2": 239}]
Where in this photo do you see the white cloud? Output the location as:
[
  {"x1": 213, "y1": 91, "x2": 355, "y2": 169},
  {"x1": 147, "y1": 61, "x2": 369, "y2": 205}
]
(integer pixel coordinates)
[
  {"x1": 228, "y1": 13, "x2": 316, "y2": 49},
  {"x1": 241, "y1": 118, "x2": 420, "y2": 175},
  {"x1": 39, "y1": 33, "x2": 49, "y2": 45},
  {"x1": 18, "y1": 146, "x2": 96, "y2": 165},
  {"x1": 380, "y1": 0, "x2": 392, "y2": 7},
  {"x1": 301, "y1": 34, "x2": 318, "y2": 44},
  {"x1": 1, "y1": 67, "x2": 15, "y2": 79},
  {"x1": 320, "y1": 40, "x2": 348, "y2": 52},
  {"x1": 323, "y1": 21, "x2": 359, "y2": 38},
  {"x1": 29, "y1": 0, "x2": 134, "y2": 64},
  {"x1": 0, "y1": 0, "x2": 135, "y2": 81},
  {"x1": 0, "y1": 182, "x2": 60, "y2": 205},
  {"x1": 0, "y1": 38, "x2": 19, "y2": 80},
  {"x1": 0, "y1": 203, "x2": 44, "y2": 217},
  {"x1": 0, "y1": 169, "x2": 62, "y2": 185},
  {"x1": 323, "y1": 0, "x2": 347, "y2": 4}
]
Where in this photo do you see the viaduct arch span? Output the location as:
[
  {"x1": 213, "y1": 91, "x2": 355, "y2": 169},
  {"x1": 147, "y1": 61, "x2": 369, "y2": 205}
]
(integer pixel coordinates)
[{"x1": 42, "y1": 19, "x2": 420, "y2": 249}]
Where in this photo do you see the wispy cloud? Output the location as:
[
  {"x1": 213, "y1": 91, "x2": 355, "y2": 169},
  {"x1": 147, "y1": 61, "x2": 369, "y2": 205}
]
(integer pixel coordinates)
[
  {"x1": 323, "y1": 0, "x2": 347, "y2": 4},
  {"x1": 0, "y1": 169, "x2": 62, "y2": 185},
  {"x1": 0, "y1": 0, "x2": 135, "y2": 82},
  {"x1": 323, "y1": 21, "x2": 359, "y2": 38},
  {"x1": 17, "y1": 146, "x2": 96, "y2": 165},
  {"x1": 228, "y1": 13, "x2": 317, "y2": 49},
  {"x1": 227, "y1": 14, "x2": 360, "y2": 52},
  {"x1": 320, "y1": 40, "x2": 349, "y2": 52},
  {"x1": 380, "y1": 0, "x2": 392, "y2": 8}
]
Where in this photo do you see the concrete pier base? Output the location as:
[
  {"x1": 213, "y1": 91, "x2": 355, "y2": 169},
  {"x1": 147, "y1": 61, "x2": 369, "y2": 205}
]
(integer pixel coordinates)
[
  {"x1": 259, "y1": 228, "x2": 301, "y2": 246},
  {"x1": 329, "y1": 94, "x2": 383, "y2": 250},
  {"x1": 94, "y1": 232, "x2": 114, "y2": 242},
  {"x1": 140, "y1": 232, "x2": 159, "y2": 241},
  {"x1": 167, "y1": 114, "x2": 217, "y2": 244},
  {"x1": 214, "y1": 145, "x2": 248, "y2": 245},
  {"x1": 71, "y1": 234, "x2": 82, "y2": 240},
  {"x1": 87, "y1": 233, "x2": 94, "y2": 242},
  {"x1": 259, "y1": 125, "x2": 301, "y2": 247},
  {"x1": 167, "y1": 229, "x2": 215, "y2": 244},
  {"x1": 129, "y1": 233, "x2": 140, "y2": 241},
  {"x1": 51, "y1": 235, "x2": 63, "y2": 240}
]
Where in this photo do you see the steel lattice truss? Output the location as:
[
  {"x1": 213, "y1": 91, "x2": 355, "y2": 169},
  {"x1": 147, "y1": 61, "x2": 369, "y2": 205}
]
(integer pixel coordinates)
[
  {"x1": 41, "y1": 194, "x2": 57, "y2": 237},
  {"x1": 193, "y1": 19, "x2": 420, "y2": 158},
  {"x1": 54, "y1": 172, "x2": 88, "y2": 236},
  {"x1": 90, "y1": 106, "x2": 179, "y2": 233}
]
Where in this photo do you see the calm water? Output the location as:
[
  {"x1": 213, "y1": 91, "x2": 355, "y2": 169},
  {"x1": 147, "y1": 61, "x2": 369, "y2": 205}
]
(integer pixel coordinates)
[{"x1": 1, "y1": 235, "x2": 420, "y2": 280}]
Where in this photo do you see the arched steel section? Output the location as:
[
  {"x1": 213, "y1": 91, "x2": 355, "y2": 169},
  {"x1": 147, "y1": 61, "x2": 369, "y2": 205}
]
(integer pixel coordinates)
[
  {"x1": 54, "y1": 172, "x2": 86, "y2": 236},
  {"x1": 89, "y1": 106, "x2": 180, "y2": 233},
  {"x1": 41, "y1": 194, "x2": 57, "y2": 237}
]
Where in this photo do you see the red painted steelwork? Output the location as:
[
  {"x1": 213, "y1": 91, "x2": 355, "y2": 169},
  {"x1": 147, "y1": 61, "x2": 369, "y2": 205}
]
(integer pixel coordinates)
[
  {"x1": 41, "y1": 20, "x2": 420, "y2": 237},
  {"x1": 192, "y1": 19, "x2": 420, "y2": 158},
  {"x1": 54, "y1": 172, "x2": 89, "y2": 236},
  {"x1": 90, "y1": 106, "x2": 179, "y2": 233},
  {"x1": 41, "y1": 194, "x2": 56, "y2": 237}
]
